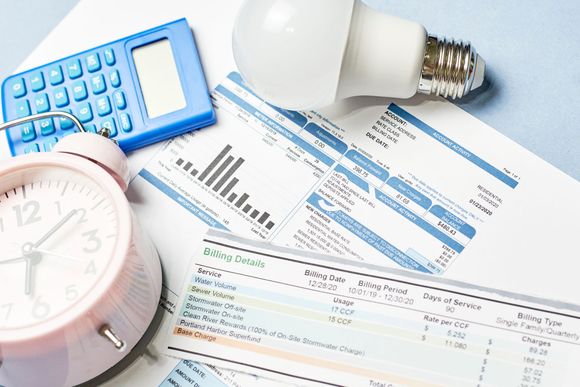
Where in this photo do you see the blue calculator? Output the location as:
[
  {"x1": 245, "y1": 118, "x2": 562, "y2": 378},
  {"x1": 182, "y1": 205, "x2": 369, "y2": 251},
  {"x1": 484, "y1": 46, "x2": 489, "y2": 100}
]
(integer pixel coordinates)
[{"x1": 1, "y1": 18, "x2": 216, "y2": 155}]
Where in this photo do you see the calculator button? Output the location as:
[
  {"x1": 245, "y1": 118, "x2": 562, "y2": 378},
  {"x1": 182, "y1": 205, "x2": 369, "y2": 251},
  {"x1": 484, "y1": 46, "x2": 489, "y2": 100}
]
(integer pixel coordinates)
[
  {"x1": 112, "y1": 90, "x2": 126, "y2": 109},
  {"x1": 109, "y1": 70, "x2": 121, "y2": 88},
  {"x1": 54, "y1": 87, "x2": 70, "y2": 108},
  {"x1": 86, "y1": 53, "x2": 101, "y2": 72},
  {"x1": 21, "y1": 123, "x2": 36, "y2": 142},
  {"x1": 90, "y1": 74, "x2": 106, "y2": 94},
  {"x1": 101, "y1": 117, "x2": 117, "y2": 137},
  {"x1": 34, "y1": 93, "x2": 50, "y2": 113},
  {"x1": 43, "y1": 138, "x2": 59, "y2": 152},
  {"x1": 96, "y1": 96, "x2": 112, "y2": 116},
  {"x1": 58, "y1": 109, "x2": 75, "y2": 130},
  {"x1": 85, "y1": 124, "x2": 97, "y2": 133},
  {"x1": 77, "y1": 102, "x2": 93, "y2": 123},
  {"x1": 30, "y1": 72, "x2": 45, "y2": 92},
  {"x1": 119, "y1": 113, "x2": 132, "y2": 133},
  {"x1": 24, "y1": 143, "x2": 40, "y2": 154},
  {"x1": 104, "y1": 48, "x2": 116, "y2": 66},
  {"x1": 39, "y1": 118, "x2": 55, "y2": 136},
  {"x1": 48, "y1": 65, "x2": 64, "y2": 85},
  {"x1": 67, "y1": 59, "x2": 83, "y2": 79},
  {"x1": 72, "y1": 80, "x2": 88, "y2": 101},
  {"x1": 15, "y1": 100, "x2": 31, "y2": 118},
  {"x1": 10, "y1": 78, "x2": 26, "y2": 98}
]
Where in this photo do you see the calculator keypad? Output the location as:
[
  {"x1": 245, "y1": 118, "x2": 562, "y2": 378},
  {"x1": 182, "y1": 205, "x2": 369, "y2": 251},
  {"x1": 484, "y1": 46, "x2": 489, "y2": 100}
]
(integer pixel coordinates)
[
  {"x1": 48, "y1": 66, "x2": 64, "y2": 85},
  {"x1": 104, "y1": 49, "x2": 116, "y2": 66},
  {"x1": 113, "y1": 90, "x2": 126, "y2": 109},
  {"x1": 90, "y1": 74, "x2": 106, "y2": 94},
  {"x1": 10, "y1": 78, "x2": 26, "y2": 98},
  {"x1": 34, "y1": 93, "x2": 50, "y2": 113},
  {"x1": 39, "y1": 118, "x2": 55, "y2": 136},
  {"x1": 86, "y1": 53, "x2": 101, "y2": 73},
  {"x1": 5, "y1": 47, "x2": 134, "y2": 154},
  {"x1": 67, "y1": 59, "x2": 83, "y2": 79},
  {"x1": 15, "y1": 100, "x2": 31, "y2": 118},
  {"x1": 71, "y1": 80, "x2": 88, "y2": 101},
  {"x1": 77, "y1": 102, "x2": 93, "y2": 123},
  {"x1": 21, "y1": 123, "x2": 36, "y2": 142},
  {"x1": 30, "y1": 72, "x2": 45, "y2": 92},
  {"x1": 96, "y1": 96, "x2": 111, "y2": 117},
  {"x1": 53, "y1": 87, "x2": 69, "y2": 108},
  {"x1": 109, "y1": 70, "x2": 121, "y2": 88}
]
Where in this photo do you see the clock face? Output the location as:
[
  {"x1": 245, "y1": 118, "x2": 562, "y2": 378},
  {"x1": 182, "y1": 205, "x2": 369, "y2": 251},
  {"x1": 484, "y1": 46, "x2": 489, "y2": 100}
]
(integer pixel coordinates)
[{"x1": 0, "y1": 165, "x2": 119, "y2": 330}]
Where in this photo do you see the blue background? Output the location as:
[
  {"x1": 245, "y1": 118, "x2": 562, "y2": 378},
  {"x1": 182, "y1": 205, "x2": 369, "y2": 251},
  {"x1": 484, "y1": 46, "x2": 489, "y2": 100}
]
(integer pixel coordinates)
[
  {"x1": 0, "y1": 0, "x2": 578, "y2": 180},
  {"x1": 366, "y1": 0, "x2": 580, "y2": 181}
]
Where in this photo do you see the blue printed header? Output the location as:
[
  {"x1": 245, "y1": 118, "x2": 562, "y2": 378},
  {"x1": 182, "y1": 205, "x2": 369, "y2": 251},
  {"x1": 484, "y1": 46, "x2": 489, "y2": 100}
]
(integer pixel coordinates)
[
  {"x1": 374, "y1": 190, "x2": 464, "y2": 253},
  {"x1": 267, "y1": 104, "x2": 308, "y2": 128},
  {"x1": 429, "y1": 205, "x2": 476, "y2": 238},
  {"x1": 345, "y1": 150, "x2": 389, "y2": 183},
  {"x1": 387, "y1": 104, "x2": 518, "y2": 189},
  {"x1": 386, "y1": 177, "x2": 432, "y2": 210},
  {"x1": 304, "y1": 123, "x2": 348, "y2": 155},
  {"x1": 216, "y1": 84, "x2": 334, "y2": 167}
]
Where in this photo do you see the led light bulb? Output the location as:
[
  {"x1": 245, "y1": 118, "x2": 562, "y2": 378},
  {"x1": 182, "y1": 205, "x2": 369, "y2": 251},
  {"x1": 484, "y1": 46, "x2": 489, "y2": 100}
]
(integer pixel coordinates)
[{"x1": 233, "y1": 0, "x2": 486, "y2": 110}]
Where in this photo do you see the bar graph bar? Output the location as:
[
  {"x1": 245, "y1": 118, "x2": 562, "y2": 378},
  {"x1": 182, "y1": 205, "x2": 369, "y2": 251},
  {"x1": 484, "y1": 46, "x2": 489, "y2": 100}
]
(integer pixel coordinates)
[
  {"x1": 206, "y1": 156, "x2": 234, "y2": 186},
  {"x1": 198, "y1": 145, "x2": 232, "y2": 181},
  {"x1": 235, "y1": 193, "x2": 249, "y2": 208},
  {"x1": 177, "y1": 158, "x2": 198, "y2": 177},
  {"x1": 220, "y1": 178, "x2": 239, "y2": 198},
  {"x1": 174, "y1": 144, "x2": 278, "y2": 231},
  {"x1": 257, "y1": 212, "x2": 270, "y2": 224},
  {"x1": 213, "y1": 158, "x2": 245, "y2": 192}
]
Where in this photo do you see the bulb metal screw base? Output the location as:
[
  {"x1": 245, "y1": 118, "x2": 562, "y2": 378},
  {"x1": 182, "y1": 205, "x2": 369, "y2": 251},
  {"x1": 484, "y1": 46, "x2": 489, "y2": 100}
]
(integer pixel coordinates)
[{"x1": 418, "y1": 35, "x2": 485, "y2": 99}]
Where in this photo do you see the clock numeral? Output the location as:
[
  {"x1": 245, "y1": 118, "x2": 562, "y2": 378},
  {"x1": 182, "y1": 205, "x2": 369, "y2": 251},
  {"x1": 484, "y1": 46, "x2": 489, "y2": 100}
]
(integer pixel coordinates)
[
  {"x1": 65, "y1": 285, "x2": 79, "y2": 301},
  {"x1": 76, "y1": 208, "x2": 88, "y2": 224},
  {"x1": 32, "y1": 297, "x2": 50, "y2": 320},
  {"x1": 82, "y1": 229, "x2": 102, "y2": 253},
  {"x1": 0, "y1": 218, "x2": 4, "y2": 232},
  {"x1": 54, "y1": 203, "x2": 88, "y2": 224},
  {"x1": 1, "y1": 303, "x2": 13, "y2": 320},
  {"x1": 13, "y1": 200, "x2": 42, "y2": 227},
  {"x1": 85, "y1": 260, "x2": 97, "y2": 275}
]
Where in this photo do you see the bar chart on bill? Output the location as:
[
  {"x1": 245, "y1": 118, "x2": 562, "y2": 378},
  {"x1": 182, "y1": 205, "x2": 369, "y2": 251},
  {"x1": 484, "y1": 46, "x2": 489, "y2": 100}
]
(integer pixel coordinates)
[
  {"x1": 142, "y1": 108, "x2": 330, "y2": 238},
  {"x1": 175, "y1": 144, "x2": 275, "y2": 230}
]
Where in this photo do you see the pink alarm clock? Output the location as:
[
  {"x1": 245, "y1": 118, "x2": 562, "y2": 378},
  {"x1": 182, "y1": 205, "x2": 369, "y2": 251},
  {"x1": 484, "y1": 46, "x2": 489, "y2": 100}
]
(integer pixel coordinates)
[{"x1": 0, "y1": 113, "x2": 162, "y2": 386}]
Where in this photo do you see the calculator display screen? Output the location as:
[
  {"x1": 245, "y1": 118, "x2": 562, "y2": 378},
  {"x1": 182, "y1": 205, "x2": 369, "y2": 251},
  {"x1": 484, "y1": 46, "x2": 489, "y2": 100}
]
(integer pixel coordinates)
[{"x1": 132, "y1": 39, "x2": 187, "y2": 118}]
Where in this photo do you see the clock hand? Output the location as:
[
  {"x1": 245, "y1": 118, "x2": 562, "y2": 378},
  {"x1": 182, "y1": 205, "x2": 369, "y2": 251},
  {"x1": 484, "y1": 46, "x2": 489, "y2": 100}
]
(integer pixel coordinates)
[
  {"x1": 32, "y1": 209, "x2": 78, "y2": 249},
  {"x1": 23, "y1": 253, "x2": 42, "y2": 296},
  {"x1": 21, "y1": 210, "x2": 78, "y2": 296},
  {"x1": 0, "y1": 255, "x2": 25, "y2": 265},
  {"x1": 24, "y1": 257, "x2": 33, "y2": 295},
  {"x1": 32, "y1": 248, "x2": 84, "y2": 263}
]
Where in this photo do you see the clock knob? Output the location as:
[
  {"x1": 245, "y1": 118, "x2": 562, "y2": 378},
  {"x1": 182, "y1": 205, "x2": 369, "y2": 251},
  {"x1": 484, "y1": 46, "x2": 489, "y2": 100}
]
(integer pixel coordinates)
[
  {"x1": 99, "y1": 324, "x2": 126, "y2": 352},
  {"x1": 53, "y1": 132, "x2": 131, "y2": 191}
]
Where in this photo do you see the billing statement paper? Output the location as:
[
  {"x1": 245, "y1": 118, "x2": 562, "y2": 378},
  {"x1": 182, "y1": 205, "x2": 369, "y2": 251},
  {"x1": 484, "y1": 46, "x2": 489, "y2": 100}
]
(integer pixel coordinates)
[
  {"x1": 105, "y1": 72, "x2": 580, "y2": 386},
  {"x1": 0, "y1": 69, "x2": 577, "y2": 386}
]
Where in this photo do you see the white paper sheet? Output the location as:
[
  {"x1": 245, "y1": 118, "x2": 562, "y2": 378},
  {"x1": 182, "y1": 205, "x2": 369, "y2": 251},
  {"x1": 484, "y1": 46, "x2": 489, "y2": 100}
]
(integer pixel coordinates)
[
  {"x1": 2, "y1": 0, "x2": 579, "y2": 385},
  {"x1": 166, "y1": 230, "x2": 580, "y2": 386}
]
